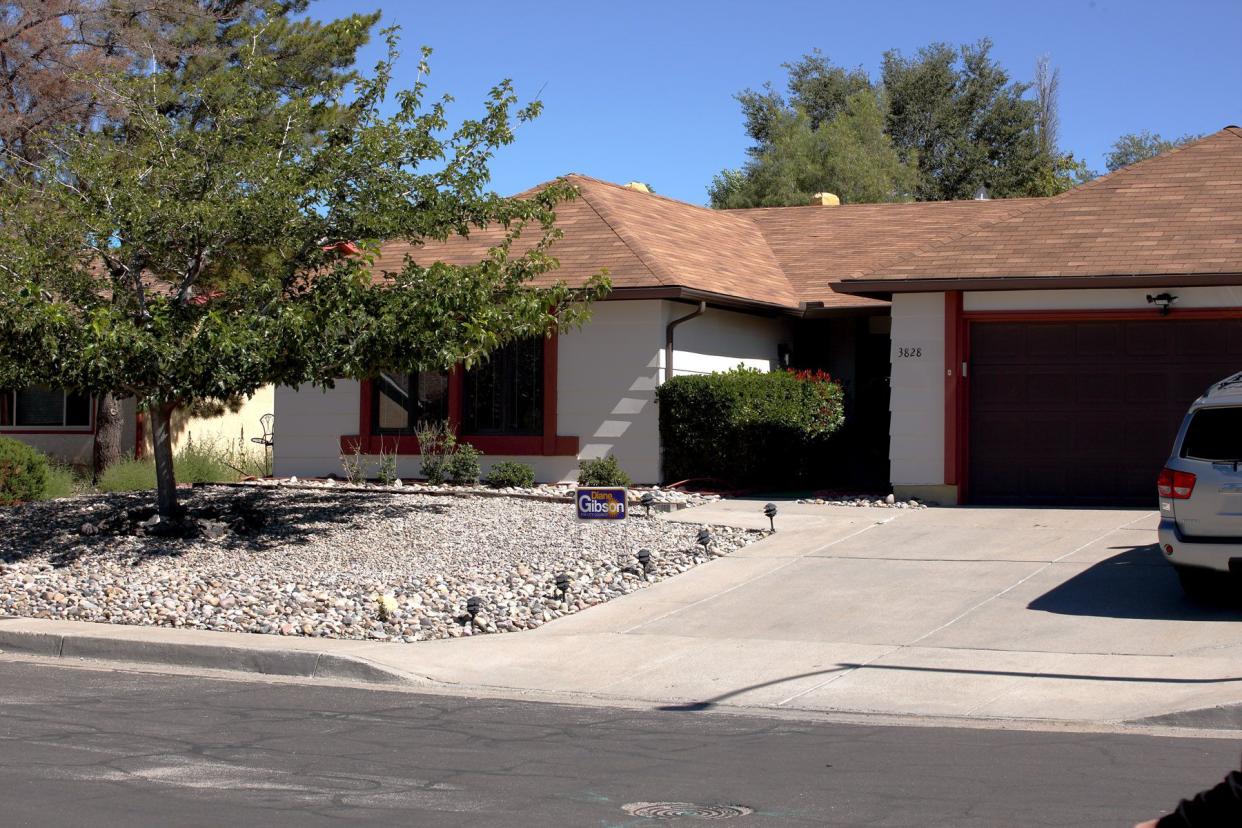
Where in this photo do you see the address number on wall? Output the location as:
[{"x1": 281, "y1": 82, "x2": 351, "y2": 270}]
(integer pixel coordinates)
[{"x1": 897, "y1": 347, "x2": 923, "y2": 358}]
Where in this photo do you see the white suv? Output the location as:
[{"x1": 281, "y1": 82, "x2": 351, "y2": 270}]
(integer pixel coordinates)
[{"x1": 1157, "y1": 371, "x2": 1242, "y2": 597}]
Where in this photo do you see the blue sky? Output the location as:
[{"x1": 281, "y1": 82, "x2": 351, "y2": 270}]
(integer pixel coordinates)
[{"x1": 313, "y1": 0, "x2": 1242, "y2": 205}]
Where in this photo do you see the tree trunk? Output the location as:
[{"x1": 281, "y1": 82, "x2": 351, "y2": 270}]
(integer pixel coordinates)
[
  {"x1": 92, "y1": 392, "x2": 122, "y2": 484},
  {"x1": 149, "y1": 402, "x2": 180, "y2": 521}
]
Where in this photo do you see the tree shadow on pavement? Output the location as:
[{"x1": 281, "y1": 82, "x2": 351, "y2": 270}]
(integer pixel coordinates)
[{"x1": 1027, "y1": 544, "x2": 1242, "y2": 621}]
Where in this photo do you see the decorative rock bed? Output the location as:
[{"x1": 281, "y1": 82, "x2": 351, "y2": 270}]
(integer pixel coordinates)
[
  {"x1": 796, "y1": 494, "x2": 928, "y2": 509},
  {"x1": 0, "y1": 487, "x2": 762, "y2": 643}
]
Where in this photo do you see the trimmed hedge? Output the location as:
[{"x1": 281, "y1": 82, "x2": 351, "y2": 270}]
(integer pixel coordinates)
[
  {"x1": 0, "y1": 436, "x2": 50, "y2": 505},
  {"x1": 656, "y1": 367, "x2": 845, "y2": 488},
  {"x1": 486, "y1": 461, "x2": 536, "y2": 488},
  {"x1": 578, "y1": 455, "x2": 632, "y2": 487}
]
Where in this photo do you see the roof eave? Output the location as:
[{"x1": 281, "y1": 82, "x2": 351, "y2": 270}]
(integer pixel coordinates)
[{"x1": 834, "y1": 272, "x2": 1242, "y2": 295}]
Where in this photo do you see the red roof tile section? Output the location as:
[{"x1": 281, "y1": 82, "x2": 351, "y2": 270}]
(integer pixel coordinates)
[{"x1": 845, "y1": 127, "x2": 1242, "y2": 286}]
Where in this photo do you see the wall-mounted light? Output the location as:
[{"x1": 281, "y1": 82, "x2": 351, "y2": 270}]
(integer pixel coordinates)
[{"x1": 1146, "y1": 293, "x2": 1178, "y2": 315}]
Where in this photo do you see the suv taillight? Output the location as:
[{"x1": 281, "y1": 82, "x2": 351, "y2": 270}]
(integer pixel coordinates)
[{"x1": 1157, "y1": 467, "x2": 1197, "y2": 499}]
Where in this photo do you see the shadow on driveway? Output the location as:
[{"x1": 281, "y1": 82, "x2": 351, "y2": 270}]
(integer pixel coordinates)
[{"x1": 1028, "y1": 545, "x2": 1242, "y2": 621}]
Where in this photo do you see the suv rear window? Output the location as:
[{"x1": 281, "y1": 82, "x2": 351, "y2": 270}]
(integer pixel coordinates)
[{"x1": 1181, "y1": 406, "x2": 1242, "y2": 461}]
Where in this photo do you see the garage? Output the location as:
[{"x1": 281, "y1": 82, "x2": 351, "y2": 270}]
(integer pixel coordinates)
[{"x1": 968, "y1": 317, "x2": 1242, "y2": 506}]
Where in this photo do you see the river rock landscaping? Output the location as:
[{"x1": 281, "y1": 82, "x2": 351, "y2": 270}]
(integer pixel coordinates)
[{"x1": 0, "y1": 487, "x2": 762, "y2": 643}]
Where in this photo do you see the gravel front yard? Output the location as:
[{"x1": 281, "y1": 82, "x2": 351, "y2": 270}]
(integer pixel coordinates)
[{"x1": 0, "y1": 488, "x2": 762, "y2": 642}]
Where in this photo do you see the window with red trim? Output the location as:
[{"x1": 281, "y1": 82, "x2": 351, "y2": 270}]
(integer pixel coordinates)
[{"x1": 372, "y1": 370, "x2": 450, "y2": 435}]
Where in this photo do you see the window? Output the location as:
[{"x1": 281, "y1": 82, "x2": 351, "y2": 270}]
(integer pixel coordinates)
[
  {"x1": 462, "y1": 338, "x2": 544, "y2": 436},
  {"x1": 1181, "y1": 406, "x2": 1242, "y2": 462},
  {"x1": 0, "y1": 387, "x2": 92, "y2": 429},
  {"x1": 371, "y1": 371, "x2": 450, "y2": 435}
]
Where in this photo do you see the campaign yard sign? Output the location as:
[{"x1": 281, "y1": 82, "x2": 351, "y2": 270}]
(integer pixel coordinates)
[{"x1": 576, "y1": 487, "x2": 627, "y2": 520}]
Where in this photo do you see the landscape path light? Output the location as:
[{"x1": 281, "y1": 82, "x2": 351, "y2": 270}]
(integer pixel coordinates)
[
  {"x1": 697, "y1": 528, "x2": 712, "y2": 553},
  {"x1": 637, "y1": 548, "x2": 652, "y2": 575},
  {"x1": 466, "y1": 596, "x2": 482, "y2": 618},
  {"x1": 641, "y1": 491, "x2": 656, "y2": 518},
  {"x1": 764, "y1": 502, "x2": 777, "y2": 532},
  {"x1": 555, "y1": 573, "x2": 571, "y2": 595}
]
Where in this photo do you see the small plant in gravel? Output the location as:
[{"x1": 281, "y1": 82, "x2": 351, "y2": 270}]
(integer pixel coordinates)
[
  {"x1": 578, "y1": 455, "x2": 632, "y2": 487},
  {"x1": 341, "y1": 441, "x2": 366, "y2": 485},
  {"x1": 376, "y1": 440, "x2": 399, "y2": 486},
  {"x1": 486, "y1": 461, "x2": 536, "y2": 488},
  {"x1": 97, "y1": 456, "x2": 156, "y2": 492},
  {"x1": 446, "y1": 443, "x2": 482, "y2": 485},
  {"x1": 416, "y1": 420, "x2": 456, "y2": 484},
  {"x1": 176, "y1": 436, "x2": 241, "y2": 485},
  {"x1": 41, "y1": 464, "x2": 82, "y2": 500},
  {"x1": 0, "y1": 436, "x2": 49, "y2": 505}
]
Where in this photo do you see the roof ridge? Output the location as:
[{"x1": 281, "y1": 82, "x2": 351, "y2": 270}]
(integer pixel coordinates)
[
  {"x1": 564, "y1": 173, "x2": 721, "y2": 214},
  {"x1": 569, "y1": 177, "x2": 671, "y2": 287}
]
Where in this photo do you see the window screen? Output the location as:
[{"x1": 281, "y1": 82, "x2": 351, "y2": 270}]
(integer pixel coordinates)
[
  {"x1": 1181, "y1": 406, "x2": 1242, "y2": 462},
  {"x1": 462, "y1": 338, "x2": 544, "y2": 436}
]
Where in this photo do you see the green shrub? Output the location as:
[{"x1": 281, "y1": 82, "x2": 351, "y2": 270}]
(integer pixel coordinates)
[
  {"x1": 656, "y1": 366, "x2": 845, "y2": 487},
  {"x1": 97, "y1": 457, "x2": 156, "y2": 492},
  {"x1": 416, "y1": 420, "x2": 455, "y2": 484},
  {"x1": 486, "y1": 460, "x2": 536, "y2": 488},
  {"x1": 577, "y1": 455, "x2": 632, "y2": 487},
  {"x1": 0, "y1": 436, "x2": 49, "y2": 505},
  {"x1": 175, "y1": 436, "x2": 240, "y2": 484},
  {"x1": 42, "y1": 464, "x2": 81, "y2": 500},
  {"x1": 445, "y1": 443, "x2": 482, "y2": 485}
]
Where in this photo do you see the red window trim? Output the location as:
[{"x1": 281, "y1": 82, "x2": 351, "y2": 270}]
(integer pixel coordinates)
[
  {"x1": 340, "y1": 334, "x2": 579, "y2": 457},
  {"x1": 945, "y1": 304, "x2": 1242, "y2": 504}
]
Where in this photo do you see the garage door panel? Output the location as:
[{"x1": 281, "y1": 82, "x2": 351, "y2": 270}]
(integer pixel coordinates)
[{"x1": 969, "y1": 317, "x2": 1242, "y2": 506}]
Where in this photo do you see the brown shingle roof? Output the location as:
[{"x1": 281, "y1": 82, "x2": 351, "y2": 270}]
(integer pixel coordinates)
[
  {"x1": 372, "y1": 174, "x2": 800, "y2": 309},
  {"x1": 739, "y1": 199, "x2": 1040, "y2": 308},
  {"x1": 841, "y1": 127, "x2": 1242, "y2": 290}
]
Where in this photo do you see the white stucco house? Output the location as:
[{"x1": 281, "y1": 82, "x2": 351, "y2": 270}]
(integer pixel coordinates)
[{"x1": 208, "y1": 127, "x2": 1242, "y2": 506}]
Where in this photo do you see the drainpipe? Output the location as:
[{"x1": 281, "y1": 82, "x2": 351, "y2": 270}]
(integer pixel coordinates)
[{"x1": 664, "y1": 301, "x2": 707, "y2": 383}]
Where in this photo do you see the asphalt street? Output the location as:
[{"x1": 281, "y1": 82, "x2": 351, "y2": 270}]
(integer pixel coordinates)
[{"x1": 0, "y1": 659, "x2": 1238, "y2": 827}]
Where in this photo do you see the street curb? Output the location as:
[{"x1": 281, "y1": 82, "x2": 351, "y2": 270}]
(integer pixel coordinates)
[{"x1": 0, "y1": 626, "x2": 414, "y2": 686}]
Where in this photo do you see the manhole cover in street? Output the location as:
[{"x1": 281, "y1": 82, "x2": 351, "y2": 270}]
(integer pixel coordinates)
[{"x1": 622, "y1": 802, "x2": 753, "y2": 820}]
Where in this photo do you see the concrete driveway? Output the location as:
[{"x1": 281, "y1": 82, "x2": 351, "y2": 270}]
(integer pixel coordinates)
[{"x1": 376, "y1": 500, "x2": 1242, "y2": 726}]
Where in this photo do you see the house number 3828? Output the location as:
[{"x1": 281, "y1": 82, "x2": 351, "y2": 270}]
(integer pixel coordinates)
[{"x1": 897, "y1": 347, "x2": 923, "y2": 358}]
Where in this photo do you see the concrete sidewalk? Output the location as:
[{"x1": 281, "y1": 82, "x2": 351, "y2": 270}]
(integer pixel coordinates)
[{"x1": 4, "y1": 501, "x2": 1242, "y2": 729}]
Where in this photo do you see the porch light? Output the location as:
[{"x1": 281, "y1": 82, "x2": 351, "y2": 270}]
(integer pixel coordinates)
[
  {"x1": 1146, "y1": 292, "x2": 1178, "y2": 315},
  {"x1": 764, "y1": 502, "x2": 777, "y2": 532},
  {"x1": 641, "y1": 491, "x2": 656, "y2": 518}
]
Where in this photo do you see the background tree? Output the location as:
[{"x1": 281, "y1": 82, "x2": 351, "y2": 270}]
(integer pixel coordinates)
[
  {"x1": 0, "y1": 22, "x2": 606, "y2": 521},
  {"x1": 1105, "y1": 129, "x2": 1202, "y2": 172},
  {"x1": 0, "y1": 0, "x2": 368, "y2": 479},
  {"x1": 710, "y1": 40, "x2": 1090, "y2": 207},
  {"x1": 709, "y1": 90, "x2": 917, "y2": 207}
]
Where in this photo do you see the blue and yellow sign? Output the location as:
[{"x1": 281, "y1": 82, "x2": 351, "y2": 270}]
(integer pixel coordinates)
[{"x1": 576, "y1": 487, "x2": 628, "y2": 520}]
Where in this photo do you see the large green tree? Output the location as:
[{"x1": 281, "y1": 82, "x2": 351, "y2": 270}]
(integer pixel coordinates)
[
  {"x1": 1105, "y1": 130, "x2": 1202, "y2": 172},
  {"x1": 711, "y1": 41, "x2": 1090, "y2": 207},
  {"x1": 0, "y1": 18, "x2": 605, "y2": 521},
  {"x1": 709, "y1": 90, "x2": 917, "y2": 208}
]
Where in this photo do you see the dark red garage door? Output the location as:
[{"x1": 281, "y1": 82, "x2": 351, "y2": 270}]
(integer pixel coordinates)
[{"x1": 968, "y1": 318, "x2": 1242, "y2": 506}]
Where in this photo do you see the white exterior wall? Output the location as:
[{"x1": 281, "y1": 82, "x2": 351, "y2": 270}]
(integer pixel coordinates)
[
  {"x1": 666, "y1": 303, "x2": 788, "y2": 379},
  {"x1": 272, "y1": 299, "x2": 790, "y2": 485},
  {"x1": 964, "y1": 286, "x2": 1242, "y2": 311},
  {"x1": 888, "y1": 293, "x2": 945, "y2": 488},
  {"x1": 273, "y1": 380, "x2": 361, "y2": 479}
]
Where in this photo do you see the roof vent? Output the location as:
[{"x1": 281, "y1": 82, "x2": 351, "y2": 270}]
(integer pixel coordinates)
[
  {"x1": 973, "y1": 185, "x2": 990, "y2": 201},
  {"x1": 623, "y1": 181, "x2": 652, "y2": 193},
  {"x1": 812, "y1": 192, "x2": 840, "y2": 206}
]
